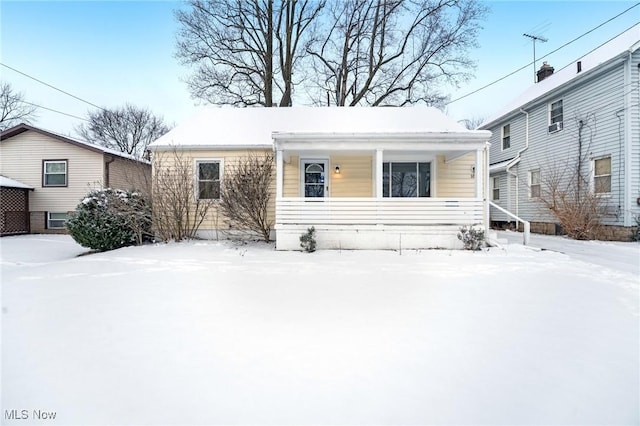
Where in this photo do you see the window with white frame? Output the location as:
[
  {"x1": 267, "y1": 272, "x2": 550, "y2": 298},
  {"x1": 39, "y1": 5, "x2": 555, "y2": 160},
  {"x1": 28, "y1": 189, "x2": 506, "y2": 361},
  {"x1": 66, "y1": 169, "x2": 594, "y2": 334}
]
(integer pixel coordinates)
[
  {"x1": 196, "y1": 160, "x2": 221, "y2": 200},
  {"x1": 43, "y1": 160, "x2": 67, "y2": 187},
  {"x1": 548, "y1": 99, "x2": 563, "y2": 132},
  {"x1": 492, "y1": 176, "x2": 500, "y2": 200},
  {"x1": 593, "y1": 156, "x2": 611, "y2": 194},
  {"x1": 529, "y1": 169, "x2": 541, "y2": 198},
  {"x1": 382, "y1": 162, "x2": 431, "y2": 197},
  {"x1": 502, "y1": 124, "x2": 510, "y2": 150},
  {"x1": 47, "y1": 212, "x2": 68, "y2": 229}
]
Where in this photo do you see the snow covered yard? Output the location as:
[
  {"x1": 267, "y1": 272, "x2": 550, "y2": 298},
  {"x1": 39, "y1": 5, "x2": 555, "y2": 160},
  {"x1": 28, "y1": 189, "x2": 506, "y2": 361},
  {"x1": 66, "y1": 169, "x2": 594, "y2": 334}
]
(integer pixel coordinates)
[{"x1": 1, "y1": 235, "x2": 639, "y2": 425}]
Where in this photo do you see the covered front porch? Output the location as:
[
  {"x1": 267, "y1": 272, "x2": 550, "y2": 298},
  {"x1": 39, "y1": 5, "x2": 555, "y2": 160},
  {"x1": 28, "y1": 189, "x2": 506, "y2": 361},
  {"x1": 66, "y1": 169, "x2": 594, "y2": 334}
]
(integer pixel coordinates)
[{"x1": 272, "y1": 132, "x2": 491, "y2": 250}]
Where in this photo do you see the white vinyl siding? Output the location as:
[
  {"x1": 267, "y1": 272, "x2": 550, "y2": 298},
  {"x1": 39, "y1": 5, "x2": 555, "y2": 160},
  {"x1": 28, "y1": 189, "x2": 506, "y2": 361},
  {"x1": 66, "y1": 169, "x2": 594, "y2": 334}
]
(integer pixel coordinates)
[{"x1": 485, "y1": 59, "x2": 628, "y2": 226}]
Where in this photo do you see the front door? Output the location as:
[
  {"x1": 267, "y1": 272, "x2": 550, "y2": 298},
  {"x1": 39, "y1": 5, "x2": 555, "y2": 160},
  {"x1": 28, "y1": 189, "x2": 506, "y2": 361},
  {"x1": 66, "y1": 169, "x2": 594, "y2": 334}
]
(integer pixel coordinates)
[{"x1": 302, "y1": 160, "x2": 329, "y2": 198}]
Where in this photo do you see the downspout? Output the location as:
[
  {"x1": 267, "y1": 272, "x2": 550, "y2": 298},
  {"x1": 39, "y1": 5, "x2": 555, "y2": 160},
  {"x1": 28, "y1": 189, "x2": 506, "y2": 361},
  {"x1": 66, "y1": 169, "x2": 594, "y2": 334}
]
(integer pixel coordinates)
[
  {"x1": 105, "y1": 155, "x2": 115, "y2": 188},
  {"x1": 505, "y1": 108, "x2": 530, "y2": 222}
]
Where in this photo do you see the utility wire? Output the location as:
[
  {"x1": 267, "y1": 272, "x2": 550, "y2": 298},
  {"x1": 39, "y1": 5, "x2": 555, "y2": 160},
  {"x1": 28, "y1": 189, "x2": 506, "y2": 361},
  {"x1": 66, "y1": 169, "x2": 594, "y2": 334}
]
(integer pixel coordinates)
[
  {"x1": 20, "y1": 99, "x2": 90, "y2": 122},
  {"x1": 1, "y1": 62, "x2": 103, "y2": 110},
  {"x1": 446, "y1": 2, "x2": 640, "y2": 105}
]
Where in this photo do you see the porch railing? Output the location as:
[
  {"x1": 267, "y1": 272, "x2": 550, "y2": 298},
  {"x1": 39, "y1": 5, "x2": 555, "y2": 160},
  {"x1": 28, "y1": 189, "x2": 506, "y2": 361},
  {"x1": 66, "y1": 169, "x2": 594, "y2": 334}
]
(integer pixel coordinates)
[{"x1": 276, "y1": 197, "x2": 484, "y2": 226}]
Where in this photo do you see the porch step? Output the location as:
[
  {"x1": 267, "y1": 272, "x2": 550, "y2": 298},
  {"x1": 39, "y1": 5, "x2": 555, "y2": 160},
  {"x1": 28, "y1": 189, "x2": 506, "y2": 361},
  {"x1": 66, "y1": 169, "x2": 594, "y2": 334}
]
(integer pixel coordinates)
[{"x1": 486, "y1": 231, "x2": 508, "y2": 248}]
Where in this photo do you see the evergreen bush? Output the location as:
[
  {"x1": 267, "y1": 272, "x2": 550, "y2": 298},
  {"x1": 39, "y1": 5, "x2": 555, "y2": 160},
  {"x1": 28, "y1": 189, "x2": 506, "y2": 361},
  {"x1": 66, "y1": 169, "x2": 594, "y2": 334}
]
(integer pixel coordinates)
[
  {"x1": 66, "y1": 188, "x2": 151, "y2": 252},
  {"x1": 300, "y1": 226, "x2": 317, "y2": 253},
  {"x1": 457, "y1": 226, "x2": 485, "y2": 251}
]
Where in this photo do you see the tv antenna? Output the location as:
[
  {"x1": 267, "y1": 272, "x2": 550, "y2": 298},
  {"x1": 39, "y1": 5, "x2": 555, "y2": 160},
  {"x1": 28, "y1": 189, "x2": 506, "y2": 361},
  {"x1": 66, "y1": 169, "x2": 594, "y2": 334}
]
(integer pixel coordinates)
[{"x1": 523, "y1": 33, "x2": 548, "y2": 83}]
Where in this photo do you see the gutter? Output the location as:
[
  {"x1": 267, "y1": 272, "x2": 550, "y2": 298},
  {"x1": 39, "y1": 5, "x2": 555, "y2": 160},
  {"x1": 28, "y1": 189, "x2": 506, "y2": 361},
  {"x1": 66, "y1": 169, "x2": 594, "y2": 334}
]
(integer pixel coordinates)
[{"x1": 505, "y1": 108, "x2": 530, "y2": 218}]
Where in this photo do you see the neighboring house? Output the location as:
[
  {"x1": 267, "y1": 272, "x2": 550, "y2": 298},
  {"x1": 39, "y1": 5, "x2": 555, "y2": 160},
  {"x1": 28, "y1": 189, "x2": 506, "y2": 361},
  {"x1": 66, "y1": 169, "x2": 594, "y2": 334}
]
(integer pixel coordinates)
[
  {"x1": 481, "y1": 24, "x2": 640, "y2": 239},
  {"x1": 0, "y1": 176, "x2": 33, "y2": 235},
  {"x1": 149, "y1": 107, "x2": 492, "y2": 250},
  {"x1": 0, "y1": 123, "x2": 151, "y2": 234}
]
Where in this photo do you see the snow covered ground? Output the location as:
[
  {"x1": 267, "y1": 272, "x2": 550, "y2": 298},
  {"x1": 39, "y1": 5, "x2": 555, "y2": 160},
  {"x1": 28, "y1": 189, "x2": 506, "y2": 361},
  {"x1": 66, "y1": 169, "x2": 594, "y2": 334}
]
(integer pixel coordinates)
[{"x1": 2, "y1": 234, "x2": 639, "y2": 425}]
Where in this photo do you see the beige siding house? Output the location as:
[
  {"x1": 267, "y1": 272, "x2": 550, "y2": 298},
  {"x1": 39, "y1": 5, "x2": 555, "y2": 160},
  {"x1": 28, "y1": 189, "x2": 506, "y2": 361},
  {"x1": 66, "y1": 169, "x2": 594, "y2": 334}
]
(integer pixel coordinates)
[
  {"x1": 0, "y1": 124, "x2": 151, "y2": 234},
  {"x1": 149, "y1": 107, "x2": 492, "y2": 250}
]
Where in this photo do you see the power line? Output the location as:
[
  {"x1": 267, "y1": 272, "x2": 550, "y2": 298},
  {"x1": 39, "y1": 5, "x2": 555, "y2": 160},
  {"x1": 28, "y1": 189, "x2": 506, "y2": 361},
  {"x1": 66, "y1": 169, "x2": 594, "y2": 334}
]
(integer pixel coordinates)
[
  {"x1": 19, "y1": 99, "x2": 90, "y2": 122},
  {"x1": 0, "y1": 62, "x2": 103, "y2": 110},
  {"x1": 446, "y1": 2, "x2": 640, "y2": 105}
]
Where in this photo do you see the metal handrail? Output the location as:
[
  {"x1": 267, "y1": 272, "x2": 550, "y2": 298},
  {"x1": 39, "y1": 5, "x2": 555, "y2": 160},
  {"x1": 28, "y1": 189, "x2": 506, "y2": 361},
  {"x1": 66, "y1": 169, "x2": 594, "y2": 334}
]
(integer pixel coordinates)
[{"x1": 489, "y1": 201, "x2": 530, "y2": 245}]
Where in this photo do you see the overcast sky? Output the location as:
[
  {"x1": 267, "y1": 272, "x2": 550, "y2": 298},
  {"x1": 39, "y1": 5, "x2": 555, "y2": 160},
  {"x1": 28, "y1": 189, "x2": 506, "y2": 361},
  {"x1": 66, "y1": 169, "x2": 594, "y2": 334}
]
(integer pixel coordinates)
[{"x1": 1, "y1": 0, "x2": 638, "y2": 136}]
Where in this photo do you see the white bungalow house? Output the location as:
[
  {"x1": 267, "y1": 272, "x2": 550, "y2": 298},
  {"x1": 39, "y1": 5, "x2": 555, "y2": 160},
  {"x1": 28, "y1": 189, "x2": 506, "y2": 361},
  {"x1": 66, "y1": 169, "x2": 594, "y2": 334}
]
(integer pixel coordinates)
[
  {"x1": 481, "y1": 23, "x2": 639, "y2": 239},
  {"x1": 149, "y1": 107, "x2": 492, "y2": 250}
]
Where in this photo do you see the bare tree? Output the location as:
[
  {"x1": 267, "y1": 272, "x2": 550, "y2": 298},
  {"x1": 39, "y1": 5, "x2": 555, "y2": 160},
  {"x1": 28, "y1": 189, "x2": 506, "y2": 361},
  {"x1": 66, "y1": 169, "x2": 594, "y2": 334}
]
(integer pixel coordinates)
[
  {"x1": 152, "y1": 148, "x2": 215, "y2": 241},
  {"x1": 219, "y1": 153, "x2": 274, "y2": 241},
  {"x1": 307, "y1": 0, "x2": 487, "y2": 106},
  {"x1": 0, "y1": 82, "x2": 37, "y2": 131},
  {"x1": 77, "y1": 104, "x2": 171, "y2": 158},
  {"x1": 459, "y1": 116, "x2": 486, "y2": 130},
  {"x1": 535, "y1": 114, "x2": 609, "y2": 240},
  {"x1": 175, "y1": 0, "x2": 324, "y2": 107}
]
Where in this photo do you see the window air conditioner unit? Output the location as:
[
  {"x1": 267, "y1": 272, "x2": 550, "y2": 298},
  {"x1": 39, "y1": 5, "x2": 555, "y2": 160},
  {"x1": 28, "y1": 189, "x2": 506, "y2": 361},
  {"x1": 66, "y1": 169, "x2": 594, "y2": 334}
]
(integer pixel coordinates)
[{"x1": 548, "y1": 122, "x2": 563, "y2": 133}]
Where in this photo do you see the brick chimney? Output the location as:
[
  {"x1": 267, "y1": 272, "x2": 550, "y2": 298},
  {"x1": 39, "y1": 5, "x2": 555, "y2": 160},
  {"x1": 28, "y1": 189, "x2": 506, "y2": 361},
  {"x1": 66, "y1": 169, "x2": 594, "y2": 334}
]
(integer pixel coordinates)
[{"x1": 537, "y1": 62, "x2": 554, "y2": 82}]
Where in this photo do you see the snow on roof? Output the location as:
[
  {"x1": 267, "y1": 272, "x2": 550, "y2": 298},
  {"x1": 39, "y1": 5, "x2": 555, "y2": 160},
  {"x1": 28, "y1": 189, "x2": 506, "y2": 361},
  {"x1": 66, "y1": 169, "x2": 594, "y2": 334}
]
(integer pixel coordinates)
[
  {"x1": 1, "y1": 123, "x2": 151, "y2": 164},
  {"x1": 149, "y1": 106, "x2": 476, "y2": 149},
  {"x1": 0, "y1": 175, "x2": 33, "y2": 189},
  {"x1": 482, "y1": 23, "x2": 640, "y2": 129}
]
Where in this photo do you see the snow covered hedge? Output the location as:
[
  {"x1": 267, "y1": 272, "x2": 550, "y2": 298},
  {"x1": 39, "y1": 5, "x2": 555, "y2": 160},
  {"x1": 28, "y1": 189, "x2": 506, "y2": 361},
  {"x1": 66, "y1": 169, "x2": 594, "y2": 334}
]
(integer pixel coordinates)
[{"x1": 66, "y1": 188, "x2": 151, "y2": 252}]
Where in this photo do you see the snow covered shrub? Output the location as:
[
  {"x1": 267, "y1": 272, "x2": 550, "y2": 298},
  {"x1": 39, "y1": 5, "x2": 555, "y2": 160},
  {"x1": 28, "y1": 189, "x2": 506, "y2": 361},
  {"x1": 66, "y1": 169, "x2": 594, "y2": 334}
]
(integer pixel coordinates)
[
  {"x1": 457, "y1": 226, "x2": 485, "y2": 251},
  {"x1": 300, "y1": 226, "x2": 317, "y2": 253},
  {"x1": 66, "y1": 188, "x2": 151, "y2": 251}
]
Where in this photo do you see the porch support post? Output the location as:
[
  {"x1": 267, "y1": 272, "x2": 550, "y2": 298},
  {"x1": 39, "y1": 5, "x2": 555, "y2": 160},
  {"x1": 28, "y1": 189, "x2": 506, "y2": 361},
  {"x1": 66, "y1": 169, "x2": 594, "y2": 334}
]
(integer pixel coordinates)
[
  {"x1": 482, "y1": 145, "x2": 490, "y2": 232},
  {"x1": 475, "y1": 148, "x2": 483, "y2": 199},
  {"x1": 276, "y1": 149, "x2": 283, "y2": 198},
  {"x1": 375, "y1": 149, "x2": 383, "y2": 198}
]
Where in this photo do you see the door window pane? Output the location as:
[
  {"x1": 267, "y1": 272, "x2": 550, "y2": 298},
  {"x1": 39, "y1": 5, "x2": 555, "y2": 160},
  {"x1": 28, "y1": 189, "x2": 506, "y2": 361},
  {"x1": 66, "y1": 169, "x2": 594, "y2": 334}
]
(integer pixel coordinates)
[{"x1": 304, "y1": 162, "x2": 325, "y2": 197}]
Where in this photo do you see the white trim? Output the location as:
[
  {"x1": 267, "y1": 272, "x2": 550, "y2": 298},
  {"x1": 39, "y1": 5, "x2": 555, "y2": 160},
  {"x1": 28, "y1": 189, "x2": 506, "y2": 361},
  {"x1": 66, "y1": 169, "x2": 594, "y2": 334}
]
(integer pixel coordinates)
[
  {"x1": 548, "y1": 98, "x2": 564, "y2": 130},
  {"x1": 275, "y1": 150, "x2": 283, "y2": 198},
  {"x1": 47, "y1": 212, "x2": 67, "y2": 230},
  {"x1": 299, "y1": 158, "x2": 329, "y2": 198},
  {"x1": 528, "y1": 169, "x2": 541, "y2": 199},
  {"x1": 43, "y1": 160, "x2": 67, "y2": 187},
  {"x1": 475, "y1": 149, "x2": 483, "y2": 198},
  {"x1": 375, "y1": 149, "x2": 383, "y2": 198},
  {"x1": 501, "y1": 123, "x2": 511, "y2": 151},
  {"x1": 194, "y1": 158, "x2": 223, "y2": 200},
  {"x1": 492, "y1": 176, "x2": 500, "y2": 201},
  {"x1": 592, "y1": 155, "x2": 612, "y2": 195}
]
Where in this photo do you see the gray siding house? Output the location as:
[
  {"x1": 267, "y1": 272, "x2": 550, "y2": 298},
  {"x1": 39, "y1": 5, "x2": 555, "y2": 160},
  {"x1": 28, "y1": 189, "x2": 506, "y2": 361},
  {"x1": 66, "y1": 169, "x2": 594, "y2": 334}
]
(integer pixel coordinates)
[{"x1": 481, "y1": 24, "x2": 639, "y2": 239}]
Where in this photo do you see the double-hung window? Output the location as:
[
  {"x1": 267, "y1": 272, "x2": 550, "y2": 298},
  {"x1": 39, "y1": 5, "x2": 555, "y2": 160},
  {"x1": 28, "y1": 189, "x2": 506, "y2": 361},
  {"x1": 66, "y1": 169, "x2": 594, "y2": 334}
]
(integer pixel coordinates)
[
  {"x1": 593, "y1": 156, "x2": 611, "y2": 194},
  {"x1": 548, "y1": 100, "x2": 563, "y2": 132},
  {"x1": 492, "y1": 176, "x2": 500, "y2": 200},
  {"x1": 43, "y1": 160, "x2": 67, "y2": 187},
  {"x1": 529, "y1": 170, "x2": 541, "y2": 198},
  {"x1": 382, "y1": 162, "x2": 431, "y2": 197},
  {"x1": 502, "y1": 124, "x2": 510, "y2": 150},
  {"x1": 196, "y1": 160, "x2": 221, "y2": 200}
]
